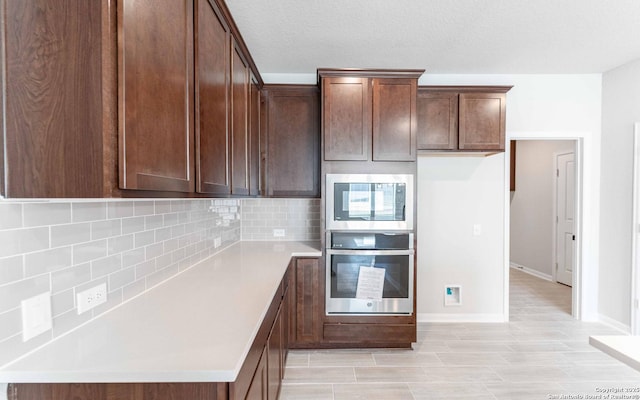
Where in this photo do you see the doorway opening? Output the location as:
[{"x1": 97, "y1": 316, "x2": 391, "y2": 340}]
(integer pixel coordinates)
[{"x1": 509, "y1": 139, "x2": 579, "y2": 318}]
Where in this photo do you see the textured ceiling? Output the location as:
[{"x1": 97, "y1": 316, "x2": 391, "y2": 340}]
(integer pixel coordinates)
[{"x1": 225, "y1": 0, "x2": 640, "y2": 75}]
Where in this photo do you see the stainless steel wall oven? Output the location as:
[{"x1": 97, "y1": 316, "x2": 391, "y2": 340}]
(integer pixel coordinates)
[{"x1": 325, "y1": 231, "x2": 414, "y2": 315}]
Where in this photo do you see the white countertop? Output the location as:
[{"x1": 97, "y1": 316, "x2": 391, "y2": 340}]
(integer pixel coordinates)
[
  {"x1": 589, "y1": 335, "x2": 640, "y2": 372},
  {"x1": 0, "y1": 241, "x2": 321, "y2": 383}
]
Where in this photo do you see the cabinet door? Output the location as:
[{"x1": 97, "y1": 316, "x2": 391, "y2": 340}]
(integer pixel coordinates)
[
  {"x1": 266, "y1": 87, "x2": 320, "y2": 197},
  {"x1": 195, "y1": 0, "x2": 231, "y2": 194},
  {"x1": 458, "y1": 92, "x2": 506, "y2": 151},
  {"x1": 118, "y1": 0, "x2": 195, "y2": 192},
  {"x1": 291, "y1": 258, "x2": 322, "y2": 345},
  {"x1": 1, "y1": 0, "x2": 104, "y2": 198},
  {"x1": 416, "y1": 91, "x2": 458, "y2": 150},
  {"x1": 266, "y1": 306, "x2": 282, "y2": 400},
  {"x1": 372, "y1": 78, "x2": 417, "y2": 161},
  {"x1": 231, "y1": 42, "x2": 250, "y2": 195},
  {"x1": 249, "y1": 77, "x2": 261, "y2": 196},
  {"x1": 245, "y1": 348, "x2": 268, "y2": 400},
  {"x1": 322, "y1": 77, "x2": 371, "y2": 161}
]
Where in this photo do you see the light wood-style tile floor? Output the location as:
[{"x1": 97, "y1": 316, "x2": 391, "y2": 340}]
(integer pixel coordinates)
[{"x1": 280, "y1": 268, "x2": 640, "y2": 399}]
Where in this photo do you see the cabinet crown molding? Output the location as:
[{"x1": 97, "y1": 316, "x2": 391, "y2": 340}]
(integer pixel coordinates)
[
  {"x1": 419, "y1": 85, "x2": 513, "y2": 93},
  {"x1": 317, "y1": 68, "x2": 425, "y2": 81}
]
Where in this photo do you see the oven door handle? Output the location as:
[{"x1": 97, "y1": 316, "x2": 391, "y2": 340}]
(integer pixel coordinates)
[{"x1": 326, "y1": 249, "x2": 414, "y2": 256}]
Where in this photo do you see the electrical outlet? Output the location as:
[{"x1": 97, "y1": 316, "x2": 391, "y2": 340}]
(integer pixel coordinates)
[
  {"x1": 273, "y1": 229, "x2": 285, "y2": 237},
  {"x1": 214, "y1": 237, "x2": 222, "y2": 248},
  {"x1": 77, "y1": 283, "x2": 107, "y2": 314}
]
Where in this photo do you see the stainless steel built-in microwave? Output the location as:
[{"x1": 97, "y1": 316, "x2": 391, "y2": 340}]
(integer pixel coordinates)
[{"x1": 326, "y1": 174, "x2": 414, "y2": 231}]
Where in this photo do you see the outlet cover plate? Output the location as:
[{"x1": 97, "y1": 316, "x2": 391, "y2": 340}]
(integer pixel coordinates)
[
  {"x1": 21, "y1": 292, "x2": 52, "y2": 342},
  {"x1": 273, "y1": 229, "x2": 285, "y2": 237},
  {"x1": 77, "y1": 283, "x2": 107, "y2": 314}
]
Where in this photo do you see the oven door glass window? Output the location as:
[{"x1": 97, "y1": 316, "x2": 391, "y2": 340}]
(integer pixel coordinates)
[{"x1": 330, "y1": 254, "x2": 409, "y2": 299}]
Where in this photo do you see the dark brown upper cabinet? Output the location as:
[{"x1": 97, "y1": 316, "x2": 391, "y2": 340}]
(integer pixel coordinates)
[
  {"x1": 1, "y1": 0, "x2": 109, "y2": 198},
  {"x1": 263, "y1": 85, "x2": 320, "y2": 198},
  {"x1": 249, "y1": 76, "x2": 261, "y2": 196},
  {"x1": 195, "y1": 0, "x2": 231, "y2": 195},
  {"x1": 231, "y1": 41, "x2": 251, "y2": 195},
  {"x1": 417, "y1": 86, "x2": 511, "y2": 153},
  {"x1": 318, "y1": 69, "x2": 423, "y2": 163},
  {"x1": 1, "y1": 0, "x2": 263, "y2": 198},
  {"x1": 118, "y1": 0, "x2": 195, "y2": 192},
  {"x1": 372, "y1": 78, "x2": 418, "y2": 161}
]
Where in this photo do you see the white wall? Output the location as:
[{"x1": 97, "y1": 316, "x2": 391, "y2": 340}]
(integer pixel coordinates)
[
  {"x1": 418, "y1": 75, "x2": 602, "y2": 321},
  {"x1": 510, "y1": 140, "x2": 575, "y2": 278},
  {"x1": 417, "y1": 155, "x2": 506, "y2": 320},
  {"x1": 264, "y1": 72, "x2": 603, "y2": 321},
  {"x1": 599, "y1": 58, "x2": 640, "y2": 329}
]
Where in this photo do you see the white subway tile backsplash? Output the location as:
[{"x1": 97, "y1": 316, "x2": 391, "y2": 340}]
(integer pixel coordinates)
[
  {"x1": 133, "y1": 201, "x2": 155, "y2": 216},
  {"x1": 170, "y1": 200, "x2": 186, "y2": 212},
  {"x1": 122, "y1": 248, "x2": 145, "y2": 268},
  {"x1": 144, "y1": 215, "x2": 163, "y2": 230},
  {"x1": 72, "y1": 202, "x2": 107, "y2": 223},
  {"x1": 91, "y1": 219, "x2": 122, "y2": 240},
  {"x1": 51, "y1": 289, "x2": 75, "y2": 317},
  {"x1": 23, "y1": 202, "x2": 71, "y2": 227},
  {"x1": 155, "y1": 226, "x2": 172, "y2": 242},
  {"x1": 107, "y1": 201, "x2": 134, "y2": 219},
  {"x1": 0, "y1": 227, "x2": 49, "y2": 257},
  {"x1": 109, "y1": 267, "x2": 135, "y2": 291},
  {"x1": 156, "y1": 253, "x2": 173, "y2": 270},
  {"x1": 107, "y1": 234, "x2": 134, "y2": 255},
  {"x1": 145, "y1": 243, "x2": 164, "y2": 260},
  {"x1": 240, "y1": 198, "x2": 320, "y2": 241},
  {"x1": 24, "y1": 247, "x2": 73, "y2": 277},
  {"x1": 0, "y1": 308, "x2": 21, "y2": 342},
  {"x1": 135, "y1": 260, "x2": 155, "y2": 279},
  {"x1": 91, "y1": 254, "x2": 122, "y2": 279},
  {"x1": 0, "y1": 273, "x2": 50, "y2": 313},
  {"x1": 0, "y1": 255, "x2": 24, "y2": 285},
  {"x1": 135, "y1": 230, "x2": 155, "y2": 248},
  {"x1": 73, "y1": 239, "x2": 108, "y2": 264},
  {"x1": 51, "y1": 222, "x2": 91, "y2": 247},
  {"x1": 0, "y1": 196, "x2": 317, "y2": 367},
  {"x1": 52, "y1": 308, "x2": 91, "y2": 338},
  {"x1": 154, "y1": 200, "x2": 172, "y2": 214},
  {"x1": 0, "y1": 203, "x2": 22, "y2": 229},
  {"x1": 122, "y1": 278, "x2": 145, "y2": 301},
  {"x1": 122, "y1": 216, "x2": 145, "y2": 234}
]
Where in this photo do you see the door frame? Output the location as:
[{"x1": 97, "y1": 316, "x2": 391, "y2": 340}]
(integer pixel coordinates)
[
  {"x1": 552, "y1": 150, "x2": 576, "y2": 285},
  {"x1": 631, "y1": 123, "x2": 640, "y2": 335},
  {"x1": 506, "y1": 133, "x2": 586, "y2": 321}
]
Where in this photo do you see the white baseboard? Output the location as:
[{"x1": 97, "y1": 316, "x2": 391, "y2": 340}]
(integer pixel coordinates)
[
  {"x1": 417, "y1": 313, "x2": 507, "y2": 323},
  {"x1": 598, "y1": 314, "x2": 631, "y2": 334},
  {"x1": 510, "y1": 262, "x2": 553, "y2": 282}
]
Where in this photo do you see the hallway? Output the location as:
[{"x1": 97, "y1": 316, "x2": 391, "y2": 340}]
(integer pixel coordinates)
[{"x1": 280, "y1": 268, "x2": 639, "y2": 399}]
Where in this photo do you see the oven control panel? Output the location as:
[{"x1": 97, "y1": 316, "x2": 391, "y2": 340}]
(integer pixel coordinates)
[{"x1": 329, "y1": 232, "x2": 413, "y2": 250}]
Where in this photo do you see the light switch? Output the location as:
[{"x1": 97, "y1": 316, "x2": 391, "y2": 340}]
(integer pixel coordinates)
[
  {"x1": 21, "y1": 292, "x2": 52, "y2": 342},
  {"x1": 473, "y1": 224, "x2": 482, "y2": 236}
]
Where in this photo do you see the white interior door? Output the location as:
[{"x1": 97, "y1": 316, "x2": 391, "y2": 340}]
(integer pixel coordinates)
[{"x1": 556, "y1": 152, "x2": 575, "y2": 286}]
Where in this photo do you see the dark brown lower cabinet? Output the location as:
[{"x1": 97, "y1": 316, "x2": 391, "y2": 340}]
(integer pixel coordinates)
[
  {"x1": 244, "y1": 349, "x2": 267, "y2": 400},
  {"x1": 289, "y1": 258, "x2": 322, "y2": 347},
  {"x1": 7, "y1": 383, "x2": 227, "y2": 400}
]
